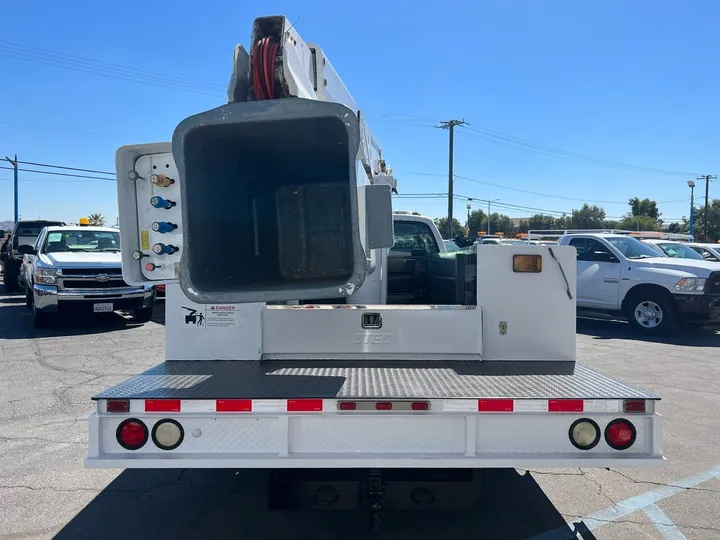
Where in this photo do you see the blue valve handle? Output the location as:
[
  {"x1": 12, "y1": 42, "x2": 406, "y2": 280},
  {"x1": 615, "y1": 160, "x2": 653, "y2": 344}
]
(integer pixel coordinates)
[
  {"x1": 152, "y1": 221, "x2": 177, "y2": 234},
  {"x1": 150, "y1": 196, "x2": 176, "y2": 209},
  {"x1": 152, "y1": 243, "x2": 179, "y2": 255}
]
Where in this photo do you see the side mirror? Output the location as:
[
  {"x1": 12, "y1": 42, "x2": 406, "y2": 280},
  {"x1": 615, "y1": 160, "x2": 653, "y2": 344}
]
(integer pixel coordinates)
[{"x1": 17, "y1": 244, "x2": 35, "y2": 255}]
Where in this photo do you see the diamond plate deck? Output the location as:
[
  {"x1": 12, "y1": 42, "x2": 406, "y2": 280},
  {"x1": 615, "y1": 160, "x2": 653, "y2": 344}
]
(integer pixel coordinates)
[{"x1": 94, "y1": 361, "x2": 659, "y2": 400}]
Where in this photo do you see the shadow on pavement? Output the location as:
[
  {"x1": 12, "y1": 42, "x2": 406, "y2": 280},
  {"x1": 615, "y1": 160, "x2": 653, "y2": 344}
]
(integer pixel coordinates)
[
  {"x1": 577, "y1": 317, "x2": 719, "y2": 347},
  {"x1": 55, "y1": 468, "x2": 575, "y2": 540}
]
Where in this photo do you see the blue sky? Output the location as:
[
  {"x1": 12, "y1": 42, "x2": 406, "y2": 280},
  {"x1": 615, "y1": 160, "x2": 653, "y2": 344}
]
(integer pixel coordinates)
[{"x1": 1, "y1": 0, "x2": 718, "y2": 225}]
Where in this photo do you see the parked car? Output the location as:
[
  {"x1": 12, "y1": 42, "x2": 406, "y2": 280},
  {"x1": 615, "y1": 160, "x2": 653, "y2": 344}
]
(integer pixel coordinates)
[
  {"x1": 641, "y1": 239, "x2": 710, "y2": 262},
  {"x1": 442, "y1": 239, "x2": 460, "y2": 251},
  {"x1": 3, "y1": 220, "x2": 65, "y2": 292},
  {"x1": 558, "y1": 233, "x2": 720, "y2": 333},
  {"x1": 687, "y1": 242, "x2": 720, "y2": 262},
  {"x1": 21, "y1": 225, "x2": 155, "y2": 327}
]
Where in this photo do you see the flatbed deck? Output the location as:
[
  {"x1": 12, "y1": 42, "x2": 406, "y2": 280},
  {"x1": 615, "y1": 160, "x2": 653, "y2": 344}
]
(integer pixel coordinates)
[{"x1": 94, "y1": 360, "x2": 658, "y2": 401}]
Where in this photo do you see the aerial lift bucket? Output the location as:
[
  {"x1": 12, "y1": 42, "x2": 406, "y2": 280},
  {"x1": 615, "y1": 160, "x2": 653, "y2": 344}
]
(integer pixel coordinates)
[{"x1": 172, "y1": 98, "x2": 367, "y2": 304}]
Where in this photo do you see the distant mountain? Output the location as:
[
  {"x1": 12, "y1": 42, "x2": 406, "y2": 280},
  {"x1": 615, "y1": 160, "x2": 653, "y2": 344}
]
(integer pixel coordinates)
[{"x1": 0, "y1": 220, "x2": 13, "y2": 232}]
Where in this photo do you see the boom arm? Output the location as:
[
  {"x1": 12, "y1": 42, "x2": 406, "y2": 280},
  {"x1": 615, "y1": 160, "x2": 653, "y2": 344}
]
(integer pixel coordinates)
[{"x1": 228, "y1": 15, "x2": 397, "y2": 193}]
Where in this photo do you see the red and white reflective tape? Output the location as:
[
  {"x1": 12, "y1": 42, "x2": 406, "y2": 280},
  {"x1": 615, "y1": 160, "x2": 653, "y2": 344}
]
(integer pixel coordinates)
[
  {"x1": 442, "y1": 398, "x2": 623, "y2": 413},
  {"x1": 105, "y1": 397, "x2": 634, "y2": 414},
  {"x1": 132, "y1": 398, "x2": 324, "y2": 413}
]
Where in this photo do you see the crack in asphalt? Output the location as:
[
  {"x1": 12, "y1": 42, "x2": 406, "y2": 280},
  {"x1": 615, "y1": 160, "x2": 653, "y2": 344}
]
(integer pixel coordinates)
[
  {"x1": 0, "y1": 469, "x2": 188, "y2": 495},
  {"x1": 608, "y1": 468, "x2": 720, "y2": 494}
]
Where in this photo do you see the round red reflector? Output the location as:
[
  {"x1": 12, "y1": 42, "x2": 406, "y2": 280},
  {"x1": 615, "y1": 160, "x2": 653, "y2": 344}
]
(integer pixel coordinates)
[
  {"x1": 116, "y1": 419, "x2": 148, "y2": 450},
  {"x1": 605, "y1": 419, "x2": 636, "y2": 450}
]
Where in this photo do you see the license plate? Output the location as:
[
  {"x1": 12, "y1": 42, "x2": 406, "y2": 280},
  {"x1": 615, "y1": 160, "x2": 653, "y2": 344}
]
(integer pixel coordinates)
[{"x1": 93, "y1": 303, "x2": 114, "y2": 313}]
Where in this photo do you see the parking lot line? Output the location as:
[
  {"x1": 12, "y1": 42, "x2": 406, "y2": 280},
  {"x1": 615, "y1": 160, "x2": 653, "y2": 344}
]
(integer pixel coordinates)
[
  {"x1": 643, "y1": 503, "x2": 687, "y2": 540},
  {"x1": 528, "y1": 465, "x2": 720, "y2": 540}
]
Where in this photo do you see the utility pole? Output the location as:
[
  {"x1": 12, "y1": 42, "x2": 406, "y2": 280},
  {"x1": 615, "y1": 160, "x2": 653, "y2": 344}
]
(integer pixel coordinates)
[
  {"x1": 4, "y1": 154, "x2": 18, "y2": 223},
  {"x1": 488, "y1": 199, "x2": 499, "y2": 236},
  {"x1": 437, "y1": 120, "x2": 467, "y2": 238},
  {"x1": 697, "y1": 175, "x2": 716, "y2": 241},
  {"x1": 687, "y1": 180, "x2": 695, "y2": 238}
]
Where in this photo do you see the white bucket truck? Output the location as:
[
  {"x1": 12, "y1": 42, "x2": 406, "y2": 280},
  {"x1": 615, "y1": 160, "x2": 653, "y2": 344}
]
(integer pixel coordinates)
[{"x1": 85, "y1": 15, "x2": 663, "y2": 526}]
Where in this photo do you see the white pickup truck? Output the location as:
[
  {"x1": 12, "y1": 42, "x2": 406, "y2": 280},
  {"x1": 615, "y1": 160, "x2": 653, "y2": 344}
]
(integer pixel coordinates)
[{"x1": 558, "y1": 233, "x2": 720, "y2": 333}]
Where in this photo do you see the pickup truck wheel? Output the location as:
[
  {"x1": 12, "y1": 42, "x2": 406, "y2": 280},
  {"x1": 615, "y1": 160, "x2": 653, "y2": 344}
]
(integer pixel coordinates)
[
  {"x1": 134, "y1": 307, "x2": 154, "y2": 323},
  {"x1": 625, "y1": 295, "x2": 675, "y2": 334},
  {"x1": 25, "y1": 287, "x2": 33, "y2": 310},
  {"x1": 3, "y1": 261, "x2": 19, "y2": 292}
]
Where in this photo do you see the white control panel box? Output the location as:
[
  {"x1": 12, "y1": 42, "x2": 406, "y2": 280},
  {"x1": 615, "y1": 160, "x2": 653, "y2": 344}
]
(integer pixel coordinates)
[{"x1": 116, "y1": 143, "x2": 182, "y2": 286}]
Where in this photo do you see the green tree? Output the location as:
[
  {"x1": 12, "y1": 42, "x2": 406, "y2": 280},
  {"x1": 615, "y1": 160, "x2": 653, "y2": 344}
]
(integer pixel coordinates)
[
  {"x1": 88, "y1": 213, "x2": 105, "y2": 226},
  {"x1": 617, "y1": 214, "x2": 660, "y2": 231},
  {"x1": 629, "y1": 198, "x2": 661, "y2": 221},
  {"x1": 433, "y1": 217, "x2": 464, "y2": 239},
  {"x1": 571, "y1": 204, "x2": 606, "y2": 229},
  {"x1": 527, "y1": 214, "x2": 556, "y2": 230},
  {"x1": 555, "y1": 214, "x2": 573, "y2": 229},
  {"x1": 466, "y1": 209, "x2": 487, "y2": 237},
  {"x1": 488, "y1": 213, "x2": 513, "y2": 236},
  {"x1": 690, "y1": 200, "x2": 720, "y2": 242},
  {"x1": 667, "y1": 221, "x2": 688, "y2": 234},
  {"x1": 603, "y1": 220, "x2": 618, "y2": 229}
]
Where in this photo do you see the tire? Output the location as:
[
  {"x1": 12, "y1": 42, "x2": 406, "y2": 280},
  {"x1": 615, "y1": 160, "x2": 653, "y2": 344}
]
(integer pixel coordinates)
[
  {"x1": 2, "y1": 260, "x2": 19, "y2": 292},
  {"x1": 33, "y1": 303, "x2": 52, "y2": 329},
  {"x1": 133, "y1": 306, "x2": 154, "y2": 323},
  {"x1": 624, "y1": 292, "x2": 676, "y2": 334},
  {"x1": 25, "y1": 286, "x2": 33, "y2": 310}
]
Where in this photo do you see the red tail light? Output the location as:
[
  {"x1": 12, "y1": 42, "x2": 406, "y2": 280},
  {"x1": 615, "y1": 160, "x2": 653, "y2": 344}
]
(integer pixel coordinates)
[
  {"x1": 107, "y1": 399, "x2": 129, "y2": 413},
  {"x1": 116, "y1": 419, "x2": 148, "y2": 450},
  {"x1": 624, "y1": 400, "x2": 646, "y2": 413},
  {"x1": 605, "y1": 419, "x2": 636, "y2": 450},
  {"x1": 376, "y1": 402, "x2": 393, "y2": 411},
  {"x1": 411, "y1": 402, "x2": 429, "y2": 411},
  {"x1": 338, "y1": 402, "x2": 357, "y2": 411}
]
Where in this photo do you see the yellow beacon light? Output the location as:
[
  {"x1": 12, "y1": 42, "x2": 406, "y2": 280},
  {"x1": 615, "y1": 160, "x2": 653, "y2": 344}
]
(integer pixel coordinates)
[{"x1": 79, "y1": 217, "x2": 90, "y2": 226}]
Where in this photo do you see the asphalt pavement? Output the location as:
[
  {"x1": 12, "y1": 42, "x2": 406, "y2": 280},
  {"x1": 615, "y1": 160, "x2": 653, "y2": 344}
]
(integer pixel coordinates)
[{"x1": 0, "y1": 287, "x2": 718, "y2": 540}]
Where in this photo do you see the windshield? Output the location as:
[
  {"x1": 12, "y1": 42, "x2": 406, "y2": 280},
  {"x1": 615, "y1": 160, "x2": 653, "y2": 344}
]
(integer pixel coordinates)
[
  {"x1": 657, "y1": 242, "x2": 704, "y2": 260},
  {"x1": 42, "y1": 230, "x2": 121, "y2": 253},
  {"x1": 443, "y1": 240, "x2": 459, "y2": 251},
  {"x1": 499, "y1": 240, "x2": 529, "y2": 245},
  {"x1": 606, "y1": 237, "x2": 663, "y2": 259}
]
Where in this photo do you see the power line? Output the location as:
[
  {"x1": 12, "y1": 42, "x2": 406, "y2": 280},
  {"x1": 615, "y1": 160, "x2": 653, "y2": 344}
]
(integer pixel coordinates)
[
  {"x1": 369, "y1": 114, "x2": 702, "y2": 178},
  {"x1": 0, "y1": 41, "x2": 225, "y2": 97},
  {"x1": 17, "y1": 160, "x2": 114, "y2": 175},
  {"x1": 412, "y1": 172, "x2": 689, "y2": 205},
  {"x1": 460, "y1": 126, "x2": 698, "y2": 177},
  {"x1": 0, "y1": 165, "x2": 114, "y2": 181},
  {"x1": 0, "y1": 42, "x2": 704, "y2": 180}
]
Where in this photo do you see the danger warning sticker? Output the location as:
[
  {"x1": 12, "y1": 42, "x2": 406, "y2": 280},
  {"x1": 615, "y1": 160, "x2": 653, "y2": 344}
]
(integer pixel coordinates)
[
  {"x1": 182, "y1": 305, "x2": 239, "y2": 329},
  {"x1": 206, "y1": 305, "x2": 239, "y2": 329}
]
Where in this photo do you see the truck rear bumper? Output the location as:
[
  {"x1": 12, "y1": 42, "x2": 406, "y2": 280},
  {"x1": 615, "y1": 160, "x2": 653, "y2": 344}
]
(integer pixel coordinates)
[
  {"x1": 86, "y1": 360, "x2": 663, "y2": 469},
  {"x1": 86, "y1": 409, "x2": 664, "y2": 469}
]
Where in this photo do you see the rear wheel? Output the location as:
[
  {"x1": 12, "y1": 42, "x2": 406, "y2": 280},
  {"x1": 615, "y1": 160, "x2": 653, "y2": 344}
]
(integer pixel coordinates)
[
  {"x1": 134, "y1": 306, "x2": 154, "y2": 323},
  {"x1": 624, "y1": 293, "x2": 675, "y2": 334}
]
